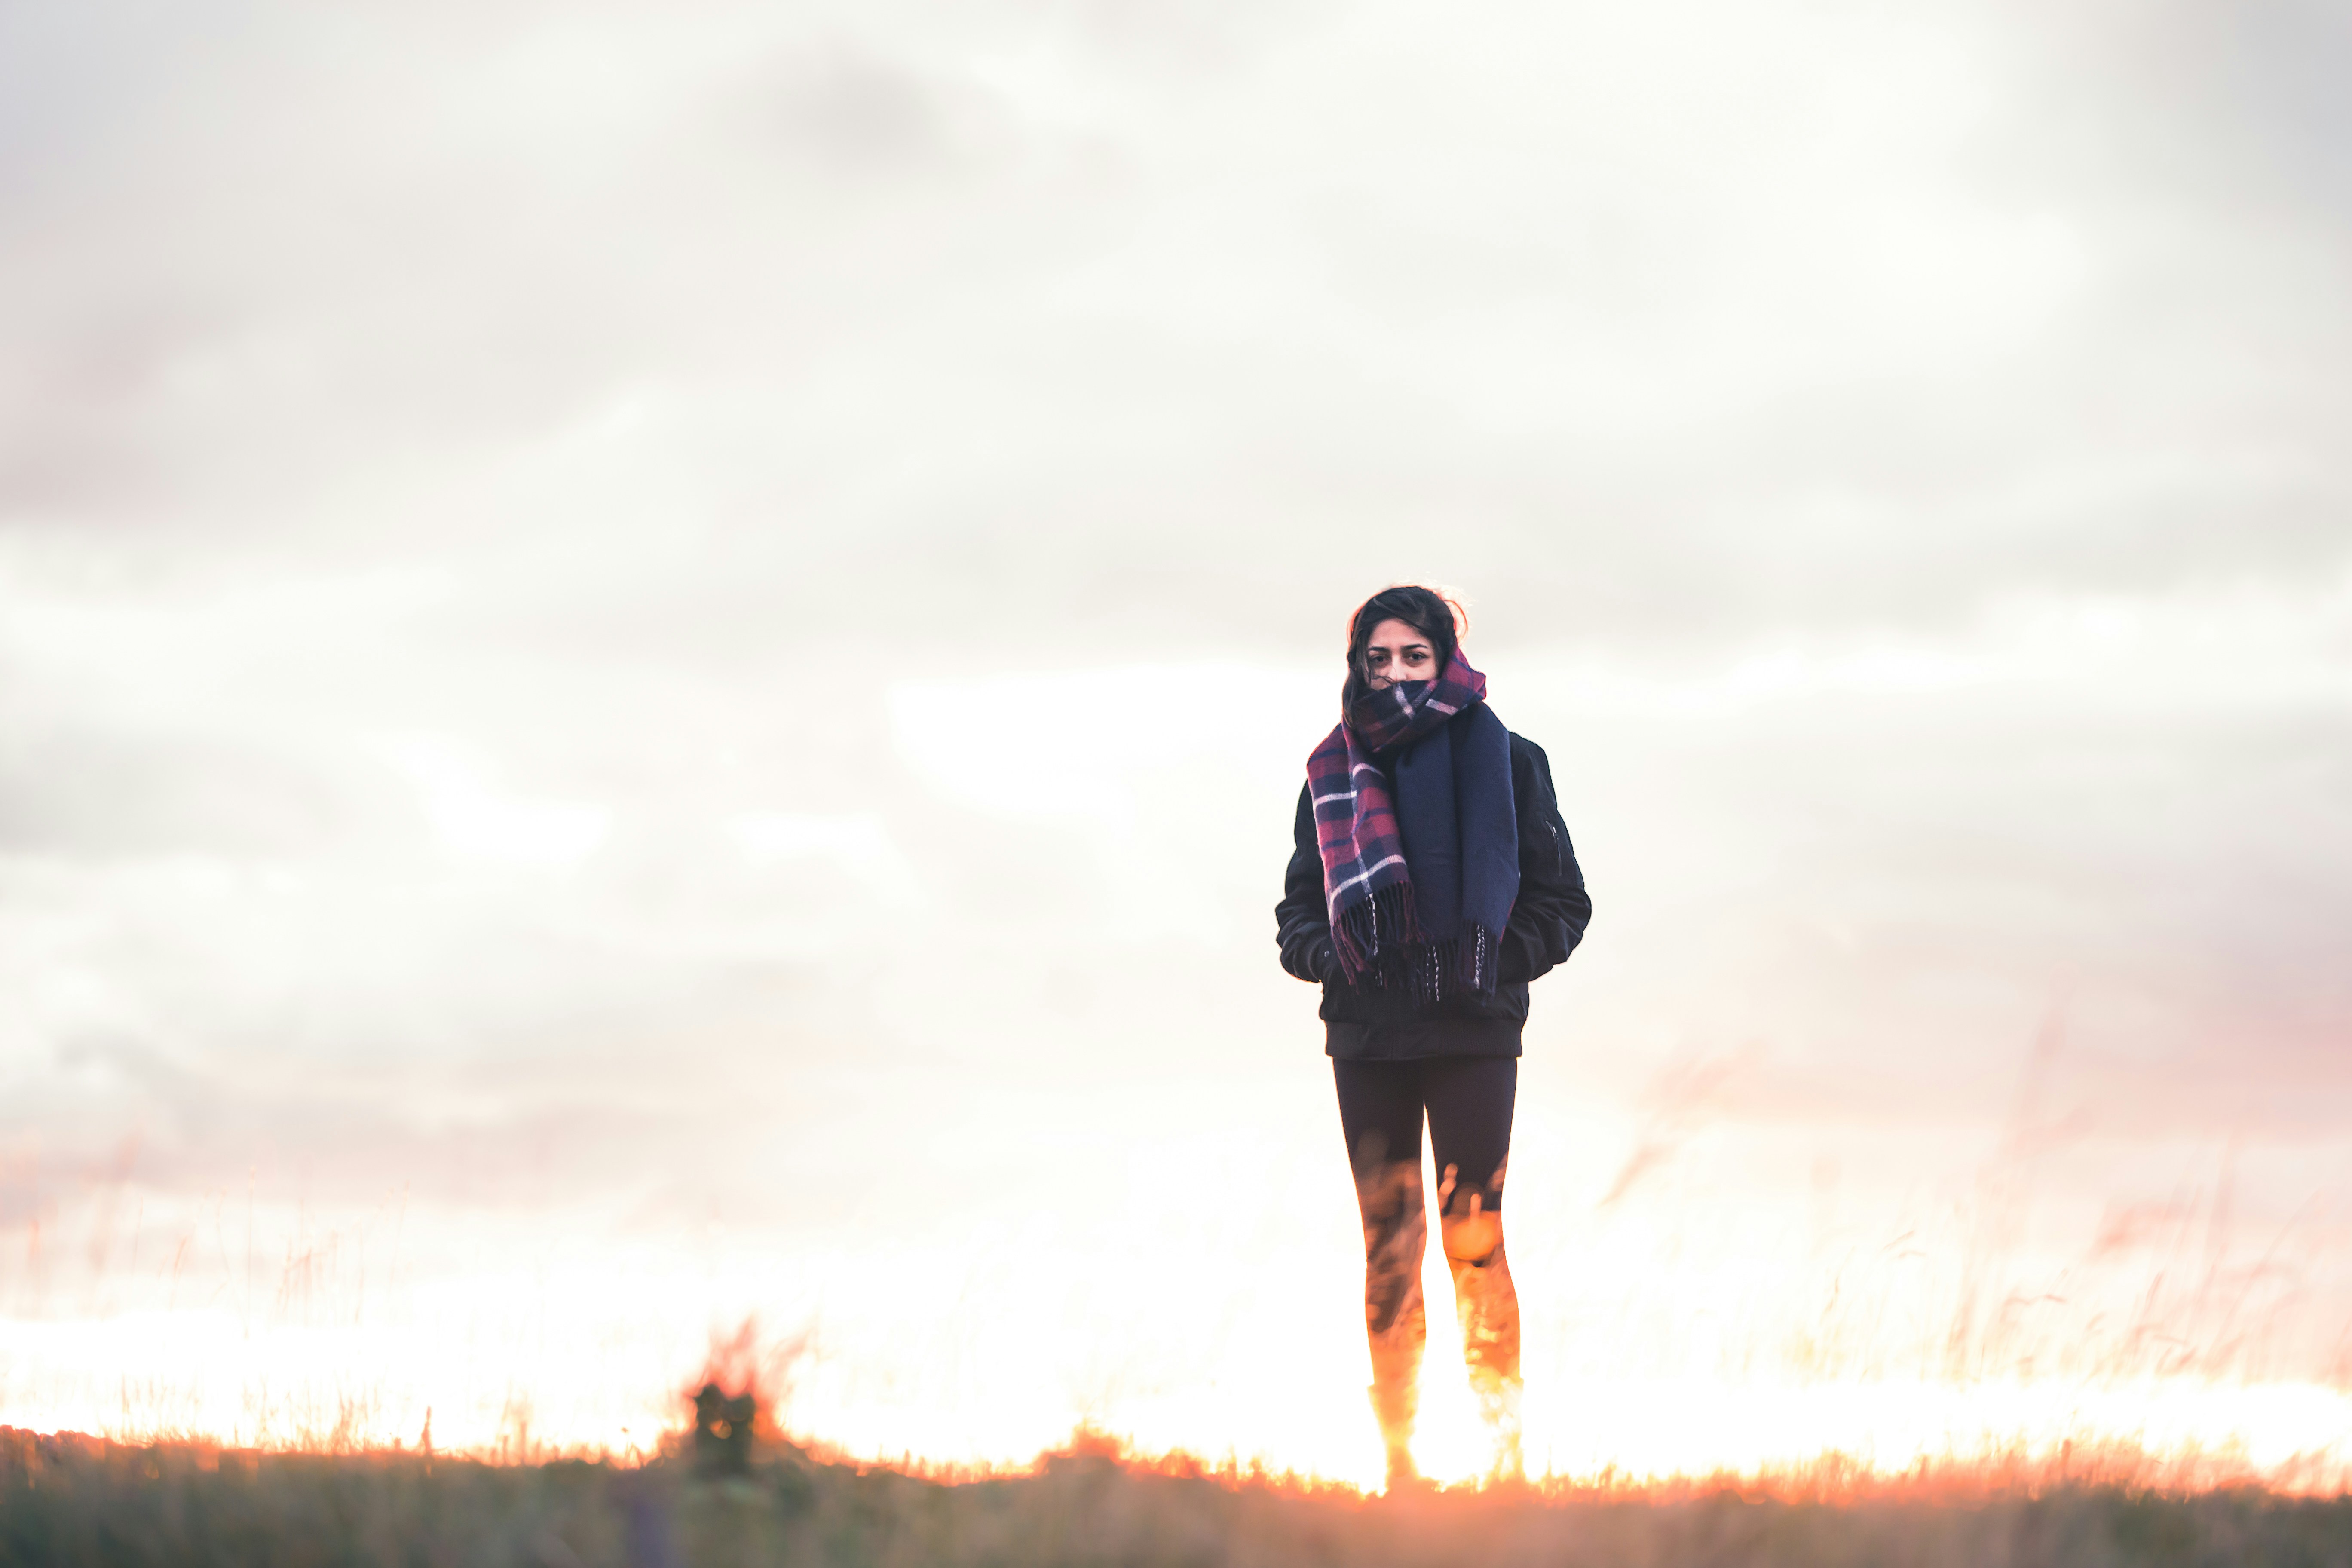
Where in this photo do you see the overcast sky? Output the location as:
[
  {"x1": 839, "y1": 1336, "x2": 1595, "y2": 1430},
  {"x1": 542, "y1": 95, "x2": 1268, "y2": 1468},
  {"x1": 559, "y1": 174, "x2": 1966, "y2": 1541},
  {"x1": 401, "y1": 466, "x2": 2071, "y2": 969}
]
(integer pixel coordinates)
[{"x1": 4, "y1": 0, "x2": 2351, "y2": 1466}]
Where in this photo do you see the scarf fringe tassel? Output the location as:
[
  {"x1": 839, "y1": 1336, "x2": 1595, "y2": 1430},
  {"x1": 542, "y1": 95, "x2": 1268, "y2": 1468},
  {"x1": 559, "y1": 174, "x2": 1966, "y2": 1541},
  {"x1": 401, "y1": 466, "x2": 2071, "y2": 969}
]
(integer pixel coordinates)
[{"x1": 1335, "y1": 889, "x2": 1499, "y2": 1004}]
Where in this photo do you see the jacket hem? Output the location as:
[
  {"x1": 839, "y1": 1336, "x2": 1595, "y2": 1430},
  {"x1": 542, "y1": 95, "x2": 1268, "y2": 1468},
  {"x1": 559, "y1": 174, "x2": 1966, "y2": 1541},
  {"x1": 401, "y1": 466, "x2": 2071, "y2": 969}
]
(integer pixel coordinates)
[{"x1": 1324, "y1": 1019, "x2": 1525, "y2": 1061}]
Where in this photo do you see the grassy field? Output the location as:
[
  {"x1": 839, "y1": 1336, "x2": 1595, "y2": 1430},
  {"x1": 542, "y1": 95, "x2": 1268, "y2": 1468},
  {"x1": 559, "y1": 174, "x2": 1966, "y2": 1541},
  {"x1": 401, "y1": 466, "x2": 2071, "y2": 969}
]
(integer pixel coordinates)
[{"x1": 6, "y1": 1427, "x2": 2352, "y2": 1568}]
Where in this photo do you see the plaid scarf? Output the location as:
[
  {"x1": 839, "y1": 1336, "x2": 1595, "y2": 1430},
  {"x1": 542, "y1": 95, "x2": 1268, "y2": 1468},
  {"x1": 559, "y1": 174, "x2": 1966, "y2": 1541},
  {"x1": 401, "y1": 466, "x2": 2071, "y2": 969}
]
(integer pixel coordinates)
[{"x1": 1306, "y1": 651, "x2": 1520, "y2": 1001}]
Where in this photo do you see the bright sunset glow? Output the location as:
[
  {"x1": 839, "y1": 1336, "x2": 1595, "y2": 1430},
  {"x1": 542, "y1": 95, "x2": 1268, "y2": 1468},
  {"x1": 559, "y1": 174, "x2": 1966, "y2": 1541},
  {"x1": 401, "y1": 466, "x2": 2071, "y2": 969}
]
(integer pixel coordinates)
[{"x1": 5, "y1": 0, "x2": 2351, "y2": 1517}]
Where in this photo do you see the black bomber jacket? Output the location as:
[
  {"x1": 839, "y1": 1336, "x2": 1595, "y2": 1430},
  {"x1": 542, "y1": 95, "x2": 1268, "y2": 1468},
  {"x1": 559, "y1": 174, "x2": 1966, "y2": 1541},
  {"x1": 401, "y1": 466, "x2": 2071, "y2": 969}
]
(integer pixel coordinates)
[{"x1": 1274, "y1": 722, "x2": 1592, "y2": 1060}]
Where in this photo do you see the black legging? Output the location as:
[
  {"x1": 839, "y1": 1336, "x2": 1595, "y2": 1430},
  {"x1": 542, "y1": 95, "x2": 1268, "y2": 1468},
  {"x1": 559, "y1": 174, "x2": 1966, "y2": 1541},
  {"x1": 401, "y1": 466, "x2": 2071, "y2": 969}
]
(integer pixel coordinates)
[{"x1": 1333, "y1": 1056, "x2": 1517, "y2": 1216}]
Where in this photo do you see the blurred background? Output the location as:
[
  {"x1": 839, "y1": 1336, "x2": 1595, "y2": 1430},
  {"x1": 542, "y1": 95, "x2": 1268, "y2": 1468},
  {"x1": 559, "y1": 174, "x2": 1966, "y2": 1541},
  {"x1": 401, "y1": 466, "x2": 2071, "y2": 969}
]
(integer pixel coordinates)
[{"x1": 3, "y1": 0, "x2": 2349, "y2": 1482}]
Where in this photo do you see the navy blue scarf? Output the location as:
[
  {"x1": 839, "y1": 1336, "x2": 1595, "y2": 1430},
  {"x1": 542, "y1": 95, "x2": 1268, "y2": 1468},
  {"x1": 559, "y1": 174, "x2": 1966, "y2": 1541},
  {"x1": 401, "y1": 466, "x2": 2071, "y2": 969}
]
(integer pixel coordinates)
[{"x1": 1310, "y1": 654, "x2": 1520, "y2": 1000}]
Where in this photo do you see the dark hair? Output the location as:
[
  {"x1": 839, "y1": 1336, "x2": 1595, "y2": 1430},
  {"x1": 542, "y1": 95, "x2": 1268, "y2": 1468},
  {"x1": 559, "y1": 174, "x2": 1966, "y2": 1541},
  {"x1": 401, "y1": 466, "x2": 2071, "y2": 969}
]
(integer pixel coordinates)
[{"x1": 1344, "y1": 585, "x2": 1466, "y2": 706}]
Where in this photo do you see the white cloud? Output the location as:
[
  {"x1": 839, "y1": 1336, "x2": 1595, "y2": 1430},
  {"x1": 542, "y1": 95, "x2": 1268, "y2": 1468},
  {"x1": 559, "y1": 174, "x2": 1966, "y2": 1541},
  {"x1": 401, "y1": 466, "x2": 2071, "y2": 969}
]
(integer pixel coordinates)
[
  {"x1": 726, "y1": 809, "x2": 920, "y2": 905},
  {"x1": 383, "y1": 735, "x2": 611, "y2": 867}
]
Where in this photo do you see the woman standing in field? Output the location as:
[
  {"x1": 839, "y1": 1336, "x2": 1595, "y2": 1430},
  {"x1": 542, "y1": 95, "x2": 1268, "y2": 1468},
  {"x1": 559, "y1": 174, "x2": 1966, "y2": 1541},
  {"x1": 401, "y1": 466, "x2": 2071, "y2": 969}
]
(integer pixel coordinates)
[{"x1": 1275, "y1": 585, "x2": 1592, "y2": 1489}]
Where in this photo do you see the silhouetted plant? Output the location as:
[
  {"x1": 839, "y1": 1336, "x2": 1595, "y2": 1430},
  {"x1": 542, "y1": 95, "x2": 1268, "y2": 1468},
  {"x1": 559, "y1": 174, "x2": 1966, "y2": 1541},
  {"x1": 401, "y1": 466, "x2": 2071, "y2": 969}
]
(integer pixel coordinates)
[{"x1": 691, "y1": 1383, "x2": 756, "y2": 1478}]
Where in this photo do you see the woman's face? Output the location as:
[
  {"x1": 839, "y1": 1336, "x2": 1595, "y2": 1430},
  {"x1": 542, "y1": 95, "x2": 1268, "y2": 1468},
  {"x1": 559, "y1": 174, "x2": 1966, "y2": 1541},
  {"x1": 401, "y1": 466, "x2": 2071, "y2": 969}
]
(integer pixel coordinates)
[{"x1": 1361, "y1": 617, "x2": 1438, "y2": 689}]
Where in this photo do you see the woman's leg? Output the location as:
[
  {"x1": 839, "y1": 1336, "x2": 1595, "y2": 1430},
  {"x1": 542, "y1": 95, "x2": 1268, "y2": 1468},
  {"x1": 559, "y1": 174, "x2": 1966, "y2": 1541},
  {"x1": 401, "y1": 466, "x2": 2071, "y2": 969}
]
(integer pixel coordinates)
[
  {"x1": 1424, "y1": 1056, "x2": 1522, "y2": 1477},
  {"x1": 1332, "y1": 1059, "x2": 1428, "y2": 1482}
]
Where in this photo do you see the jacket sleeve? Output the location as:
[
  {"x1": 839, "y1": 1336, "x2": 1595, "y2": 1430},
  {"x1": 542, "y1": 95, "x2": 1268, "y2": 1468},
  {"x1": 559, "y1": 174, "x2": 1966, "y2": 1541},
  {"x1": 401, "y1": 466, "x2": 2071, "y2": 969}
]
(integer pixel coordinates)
[
  {"x1": 1498, "y1": 737, "x2": 1592, "y2": 985},
  {"x1": 1275, "y1": 781, "x2": 1340, "y2": 983}
]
